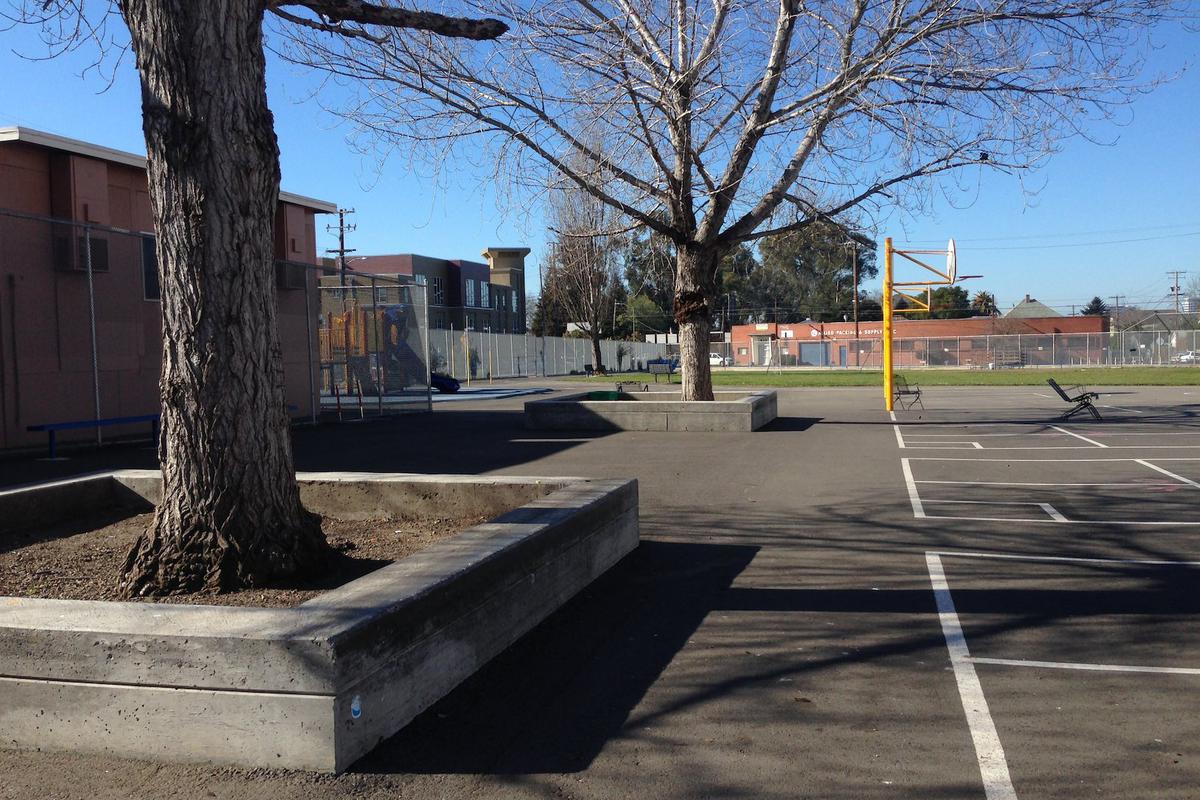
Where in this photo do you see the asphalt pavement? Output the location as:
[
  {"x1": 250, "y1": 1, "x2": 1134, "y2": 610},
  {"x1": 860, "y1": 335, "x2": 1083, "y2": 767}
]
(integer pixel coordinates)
[{"x1": 3, "y1": 380, "x2": 1200, "y2": 799}]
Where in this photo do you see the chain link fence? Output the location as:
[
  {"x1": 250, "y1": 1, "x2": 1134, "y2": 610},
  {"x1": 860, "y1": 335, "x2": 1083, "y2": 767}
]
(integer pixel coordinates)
[
  {"x1": 316, "y1": 275, "x2": 431, "y2": 417},
  {"x1": 0, "y1": 208, "x2": 378, "y2": 450},
  {"x1": 0, "y1": 203, "x2": 675, "y2": 451},
  {"x1": 426, "y1": 329, "x2": 668, "y2": 380},
  {"x1": 722, "y1": 331, "x2": 1200, "y2": 369}
]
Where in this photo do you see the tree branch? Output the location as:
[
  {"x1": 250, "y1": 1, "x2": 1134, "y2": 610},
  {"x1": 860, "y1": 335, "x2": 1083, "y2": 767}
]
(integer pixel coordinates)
[{"x1": 274, "y1": 0, "x2": 508, "y2": 40}]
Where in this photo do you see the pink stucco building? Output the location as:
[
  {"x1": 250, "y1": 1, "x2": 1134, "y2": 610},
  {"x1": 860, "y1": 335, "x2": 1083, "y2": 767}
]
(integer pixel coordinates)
[{"x1": 0, "y1": 127, "x2": 335, "y2": 450}]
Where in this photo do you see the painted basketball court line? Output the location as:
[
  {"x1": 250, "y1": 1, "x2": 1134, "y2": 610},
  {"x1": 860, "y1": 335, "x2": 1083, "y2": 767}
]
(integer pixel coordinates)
[
  {"x1": 926, "y1": 550, "x2": 1200, "y2": 800},
  {"x1": 894, "y1": 423, "x2": 1200, "y2": 451},
  {"x1": 900, "y1": 456, "x2": 1200, "y2": 525},
  {"x1": 894, "y1": 402, "x2": 1200, "y2": 797}
]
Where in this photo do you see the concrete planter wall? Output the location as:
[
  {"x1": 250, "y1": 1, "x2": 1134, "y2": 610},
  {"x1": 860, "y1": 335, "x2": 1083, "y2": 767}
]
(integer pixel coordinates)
[
  {"x1": 525, "y1": 389, "x2": 778, "y2": 432},
  {"x1": 0, "y1": 470, "x2": 638, "y2": 773}
]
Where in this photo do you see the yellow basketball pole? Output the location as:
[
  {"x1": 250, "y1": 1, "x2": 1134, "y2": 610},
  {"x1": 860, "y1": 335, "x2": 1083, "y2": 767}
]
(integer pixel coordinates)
[{"x1": 883, "y1": 237, "x2": 895, "y2": 411}]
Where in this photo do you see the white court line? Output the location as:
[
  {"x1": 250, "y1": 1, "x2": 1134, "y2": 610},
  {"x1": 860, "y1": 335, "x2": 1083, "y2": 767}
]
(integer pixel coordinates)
[
  {"x1": 1039, "y1": 503, "x2": 1068, "y2": 523},
  {"x1": 921, "y1": 499, "x2": 1066, "y2": 523},
  {"x1": 901, "y1": 458, "x2": 925, "y2": 518},
  {"x1": 890, "y1": 410, "x2": 897, "y2": 422},
  {"x1": 924, "y1": 514, "x2": 1200, "y2": 526},
  {"x1": 926, "y1": 515, "x2": 1200, "y2": 527},
  {"x1": 905, "y1": 432, "x2": 1073, "y2": 438},
  {"x1": 969, "y1": 657, "x2": 1200, "y2": 676},
  {"x1": 916, "y1": 480, "x2": 1176, "y2": 488},
  {"x1": 1098, "y1": 404, "x2": 1144, "y2": 414},
  {"x1": 930, "y1": 550, "x2": 1200, "y2": 566},
  {"x1": 894, "y1": 424, "x2": 906, "y2": 449},
  {"x1": 925, "y1": 499, "x2": 1057, "y2": 507},
  {"x1": 926, "y1": 514, "x2": 1077, "y2": 524},
  {"x1": 902, "y1": 445, "x2": 1200, "y2": 451},
  {"x1": 1049, "y1": 425, "x2": 1107, "y2": 447},
  {"x1": 902, "y1": 457, "x2": 1200, "y2": 462},
  {"x1": 906, "y1": 431, "x2": 1200, "y2": 438},
  {"x1": 904, "y1": 441, "x2": 984, "y2": 448},
  {"x1": 1136, "y1": 460, "x2": 1200, "y2": 489},
  {"x1": 926, "y1": 553, "x2": 1018, "y2": 800}
]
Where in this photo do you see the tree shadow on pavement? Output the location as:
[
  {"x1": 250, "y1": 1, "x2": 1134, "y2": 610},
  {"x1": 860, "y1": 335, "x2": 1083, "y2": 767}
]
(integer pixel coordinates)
[{"x1": 353, "y1": 539, "x2": 759, "y2": 775}]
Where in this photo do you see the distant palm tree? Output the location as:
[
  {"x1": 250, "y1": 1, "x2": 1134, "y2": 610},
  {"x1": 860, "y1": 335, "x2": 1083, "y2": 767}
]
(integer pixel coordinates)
[{"x1": 971, "y1": 291, "x2": 998, "y2": 317}]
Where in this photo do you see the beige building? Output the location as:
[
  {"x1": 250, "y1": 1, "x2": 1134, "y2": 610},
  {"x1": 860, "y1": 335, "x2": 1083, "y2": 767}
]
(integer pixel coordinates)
[{"x1": 336, "y1": 248, "x2": 531, "y2": 334}]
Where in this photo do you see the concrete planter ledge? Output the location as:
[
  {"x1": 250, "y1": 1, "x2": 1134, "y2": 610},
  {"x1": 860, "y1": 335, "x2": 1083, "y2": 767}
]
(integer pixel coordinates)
[
  {"x1": 0, "y1": 470, "x2": 638, "y2": 772},
  {"x1": 525, "y1": 389, "x2": 778, "y2": 432}
]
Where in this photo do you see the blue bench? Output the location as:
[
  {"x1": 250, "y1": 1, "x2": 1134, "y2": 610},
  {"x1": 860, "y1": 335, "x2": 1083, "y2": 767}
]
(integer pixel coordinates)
[
  {"x1": 27, "y1": 414, "x2": 161, "y2": 460},
  {"x1": 27, "y1": 405, "x2": 303, "y2": 459}
]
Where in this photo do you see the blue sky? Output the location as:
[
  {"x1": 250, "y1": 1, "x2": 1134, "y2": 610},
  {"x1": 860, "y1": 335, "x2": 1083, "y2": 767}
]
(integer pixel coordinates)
[{"x1": 2, "y1": 17, "x2": 1197, "y2": 313}]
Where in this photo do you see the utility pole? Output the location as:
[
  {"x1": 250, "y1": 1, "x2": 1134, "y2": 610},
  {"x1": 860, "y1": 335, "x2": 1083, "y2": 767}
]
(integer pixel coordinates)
[
  {"x1": 1168, "y1": 271, "x2": 1187, "y2": 313},
  {"x1": 326, "y1": 208, "x2": 357, "y2": 394},
  {"x1": 325, "y1": 208, "x2": 357, "y2": 292},
  {"x1": 1111, "y1": 294, "x2": 1124, "y2": 365},
  {"x1": 851, "y1": 244, "x2": 860, "y2": 366}
]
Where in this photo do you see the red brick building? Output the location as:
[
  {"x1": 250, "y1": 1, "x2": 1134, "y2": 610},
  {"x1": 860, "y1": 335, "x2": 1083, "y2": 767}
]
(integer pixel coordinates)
[
  {"x1": 0, "y1": 126, "x2": 335, "y2": 450},
  {"x1": 731, "y1": 315, "x2": 1109, "y2": 367}
]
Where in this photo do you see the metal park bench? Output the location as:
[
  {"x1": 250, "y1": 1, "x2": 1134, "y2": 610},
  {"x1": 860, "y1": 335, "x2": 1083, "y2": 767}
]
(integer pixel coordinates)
[
  {"x1": 648, "y1": 362, "x2": 675, "y2": 383},
  {"x1": 893, "y1": 375, "x2": 923, "y2": 410},
  {"x1": 615, "y1": 381, "x2": 648, "y2": 393},
  {"x1": 27, "y1": 413, "x2": 160, "y2": 459},
  {"x1": 1046, "y1": 378, "x2": 1101, "y2": 421}
]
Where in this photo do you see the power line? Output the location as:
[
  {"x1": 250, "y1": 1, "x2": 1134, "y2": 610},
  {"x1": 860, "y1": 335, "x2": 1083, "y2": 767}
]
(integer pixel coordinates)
[
  {"x1": 952, "y1": 231, "x2": 1200, "y2": 251},
  {"x1": 905, "y1": 222, "x2": 1200, "y2": 245},
  {"x1": 1169, "y1": 270, "x2": 1189, "y2": 313}
]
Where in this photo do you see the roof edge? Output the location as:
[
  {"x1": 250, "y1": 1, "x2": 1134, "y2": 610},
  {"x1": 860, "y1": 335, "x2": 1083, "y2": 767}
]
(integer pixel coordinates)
[{"x1": 0, "y1": 126, "x2": 337, "y2": 213}]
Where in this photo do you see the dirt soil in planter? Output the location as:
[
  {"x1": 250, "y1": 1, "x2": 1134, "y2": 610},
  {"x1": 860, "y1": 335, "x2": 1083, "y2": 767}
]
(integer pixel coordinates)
[{"x1": 0, "y1": 509, "x2": 489, "y2": 607}]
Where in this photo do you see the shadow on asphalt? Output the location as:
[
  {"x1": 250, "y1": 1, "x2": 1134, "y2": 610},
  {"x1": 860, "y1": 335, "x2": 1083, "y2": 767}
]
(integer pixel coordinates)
[
  {"x1": 0, "y1": 409, "x2": 612, "y2": 488},
  {"x1": 353, "y1": 539, "x2": 760, "y2": 775},
  {"x1": 293, "y1": 410, "x2": 610, "y2": 474},
  {"x1": 760, "y1": 416, "x2": 821, "y2": 432}
]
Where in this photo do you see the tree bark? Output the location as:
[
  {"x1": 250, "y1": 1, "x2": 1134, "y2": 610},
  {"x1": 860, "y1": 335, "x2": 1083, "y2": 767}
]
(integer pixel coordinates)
[
  {"x1": 118, "y1": 0, "x2": 327, "y2": 596},
  {"x1": 590, "y1": 334, "x2": 605, "y2": 375},
  {"x1": 674, "y1": 245, "x2": 718, "y2": 401}
]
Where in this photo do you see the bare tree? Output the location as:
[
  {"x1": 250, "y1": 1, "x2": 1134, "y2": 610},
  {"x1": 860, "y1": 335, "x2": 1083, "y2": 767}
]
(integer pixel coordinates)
[
  {"x1": 284, "y1": 0, "x2": 1182, "y2": 399},
  {"x1": 10, "y1": 1, "x2": 505, "y2": 595},
  {"x1": 543, "y1": 185, "x2": 623, "y2": 373}
]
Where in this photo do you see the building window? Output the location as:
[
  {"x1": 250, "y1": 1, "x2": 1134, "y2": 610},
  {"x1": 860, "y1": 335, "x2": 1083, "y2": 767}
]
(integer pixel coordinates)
[
  {"x1": 480, "y1": 282, "x2": 490, "y2": 309},
  {"x1": 432, "y1": 276, "x2": 445, "y2": 305},
  {"x1": 738, "y1": 347, "x2": 748, "y2": 355},
  {"x1": 512, "y1": 292, "x2": 518, "y2": 313},
  {"x1": 375, "y1": 288, "x2": 389, "y2": 304},
  {"x1": 142, "y1": 235, "x2": 159, "y2": 301},
  {"x1": 414, "y1": 274, "x2": 427, "y2": 285},
  {"x1": 466, "y1": 278, "x2": 476, "y2": 307}
]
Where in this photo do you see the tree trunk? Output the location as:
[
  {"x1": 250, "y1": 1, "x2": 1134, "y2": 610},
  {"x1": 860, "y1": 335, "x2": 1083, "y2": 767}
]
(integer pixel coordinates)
[
  {"x1": 591, "y1": 334, "x2": 605, "y2": 375},
  {"x1": 118, "y1": 0, "x2": 327, "y2": 596},
  {"x1": 674, "y1": 245, "x2": 718, "y2": 401}
]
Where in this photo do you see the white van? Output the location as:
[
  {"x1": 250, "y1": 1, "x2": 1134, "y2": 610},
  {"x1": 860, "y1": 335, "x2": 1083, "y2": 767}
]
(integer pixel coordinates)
[{"x1": 709, "y1": 353, "x2": 733, "y2": 366}]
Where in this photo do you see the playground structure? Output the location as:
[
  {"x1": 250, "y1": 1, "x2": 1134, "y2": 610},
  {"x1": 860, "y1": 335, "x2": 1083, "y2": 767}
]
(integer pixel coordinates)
[{"x1": 318, "y1": 286, "x2": 432, "y2": 414}]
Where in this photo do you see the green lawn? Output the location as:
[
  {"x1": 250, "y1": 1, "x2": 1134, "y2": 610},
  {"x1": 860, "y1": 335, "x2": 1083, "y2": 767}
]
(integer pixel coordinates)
[{"x1": 566, "y1": 366, "x2": 1200, "y2": 387}]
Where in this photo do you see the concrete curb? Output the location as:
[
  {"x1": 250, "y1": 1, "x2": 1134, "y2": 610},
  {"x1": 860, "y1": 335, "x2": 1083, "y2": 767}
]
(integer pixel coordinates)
[
  {"x1": 0, "y1": 470, "x2": 639, "y2": 772},
  {"x1": 524, "y1": 389, "x2": 778, "y2": 432}
]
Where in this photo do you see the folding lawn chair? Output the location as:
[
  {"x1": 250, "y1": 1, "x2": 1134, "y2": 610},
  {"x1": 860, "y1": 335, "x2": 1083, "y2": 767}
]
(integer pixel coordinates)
[
  {"x1": 893, "y1": 375, "x2": 923, "y2": 410},
  {"x1": 1046, "y1": 378, "x2": 1101, "y2": 421}
]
